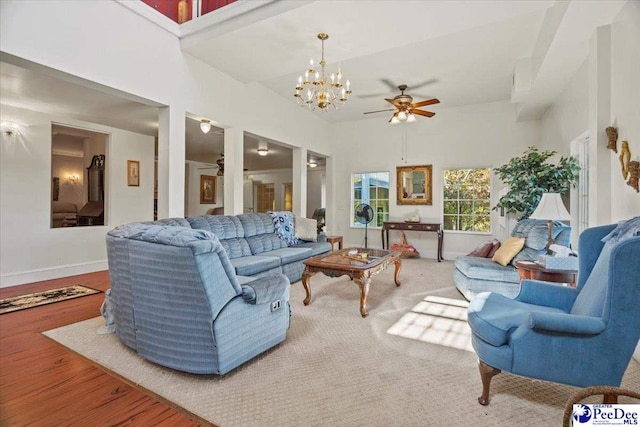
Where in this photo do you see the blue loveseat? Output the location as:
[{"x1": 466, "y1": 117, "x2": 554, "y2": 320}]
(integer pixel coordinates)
[{"x1": 454, "y1": 219, "x2": 571, "y2": 300}]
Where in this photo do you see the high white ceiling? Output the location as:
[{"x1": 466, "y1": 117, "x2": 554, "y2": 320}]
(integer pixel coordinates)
[{"x1": 0, "y1": 0, "x2": 627, "y2": 166}]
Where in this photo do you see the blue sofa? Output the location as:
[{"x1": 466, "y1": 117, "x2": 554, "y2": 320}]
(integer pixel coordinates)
[
  {"x1": 155, "y1": 212, "x2": 331, "y2": 283},
  {"x1": 454, "y1": 219, "x2": 571, "y2": 300},
  {"x1": 106, "y1": 223, "x2": 292, "y2": 374},
  {"x1": 104, "y1": 212, "x2": 330, "y2": 374}
]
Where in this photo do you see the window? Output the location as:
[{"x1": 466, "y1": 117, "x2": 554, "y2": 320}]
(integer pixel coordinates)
[
  {"x1": 443, "y1": 168, "x2": 491, "y2": 233},
  {"x1": 351, "y1": 172, "x2": 389, "y2": 228}
]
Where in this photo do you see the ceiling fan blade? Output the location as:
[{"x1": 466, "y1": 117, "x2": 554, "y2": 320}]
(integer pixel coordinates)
[
  {"x1": 381, "y1": 78, "x2": 398, "y2": 91},
  {"x1": 411, "y1": 98, "x2": 440, "y2": 108},
  {"x1": 363, "y1": 108, "x2": 395, "y2": 115},
  {"x1": 410, "y1": 109, "x2": 435, "y2": 117},
  {"x1": 410, "y1": 78, "x2": 438, "y2": 90},
  {"x1": 385, "y1": 98, "x2": 402, "y2": 108}
]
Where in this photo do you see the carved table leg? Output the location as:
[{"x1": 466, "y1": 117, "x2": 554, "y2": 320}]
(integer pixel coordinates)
[
  {"x1": 478, "y1": 360, "x2": 501, "y2": 406},
  {"x1": 354, "y1": 277, "x2": 371, "y2": 318},
  {"x1": 393, "y1": 258, "x2": 402, "y2": 286},
  {"x1": 302, "y1": 270, "x2": 316, "y2": 306}
]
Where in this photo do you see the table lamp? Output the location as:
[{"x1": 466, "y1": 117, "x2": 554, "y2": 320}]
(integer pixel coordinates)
[{"x1": 529, "y1": 193, "x2": 572, "y2": 254}]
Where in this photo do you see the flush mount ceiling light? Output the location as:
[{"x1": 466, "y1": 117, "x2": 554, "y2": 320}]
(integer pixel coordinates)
[
  {"x1": 308, "y1": 160, "x2": 318, "y2": 168},
  {"x1": 257, "y1": 141, "x2": 269, "y2": 156},
  {"x1": 200, "y1": 119, "x2": 211, "y2": 134},
  {"x1": 294, "y1": 33, "x2": 351, "y2": 112}
]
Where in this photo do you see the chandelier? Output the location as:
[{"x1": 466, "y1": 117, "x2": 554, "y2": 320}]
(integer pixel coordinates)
[{"x1": 294, "y1": 33, "x2": 351, "y2": 111}]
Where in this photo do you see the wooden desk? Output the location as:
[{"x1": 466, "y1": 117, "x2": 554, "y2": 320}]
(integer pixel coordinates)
[
  {"x1": 514, "y1": 260, "x2": 577, "y2": 287},
  {"x1": 381, "y1": 222, "x2": 443, "y2": 262}
]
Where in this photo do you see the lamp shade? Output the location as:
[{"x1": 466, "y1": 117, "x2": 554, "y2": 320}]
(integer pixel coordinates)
[{"x1": 529, "y1": 193, "x2": 571, "y2": 221}]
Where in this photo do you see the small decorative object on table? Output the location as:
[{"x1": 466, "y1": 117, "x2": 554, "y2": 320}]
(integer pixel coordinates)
[{"x1": 404, "y1": 209, "x2": 420, "y2": 223}]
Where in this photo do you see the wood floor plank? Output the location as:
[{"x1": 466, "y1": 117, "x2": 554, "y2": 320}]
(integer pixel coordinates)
[{"x1": 0, "y1": 271, "x2": 210, "y2": 426}]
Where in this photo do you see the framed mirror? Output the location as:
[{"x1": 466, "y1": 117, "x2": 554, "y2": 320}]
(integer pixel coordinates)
[{"x1": 397, "y1": 165, "x2": 432, "y2": 205}]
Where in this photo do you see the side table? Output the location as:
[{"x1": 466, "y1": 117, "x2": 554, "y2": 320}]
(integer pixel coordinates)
[
  {"x1": 326, "y1": 235, "x2": 343, "y2": 252},
  {"x1": 514, "y1": 260, "x2": 577, "y2": 288}
]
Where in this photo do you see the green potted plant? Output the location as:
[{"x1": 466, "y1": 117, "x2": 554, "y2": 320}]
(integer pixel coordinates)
[{"x1": 493, "y1": 146, "x2": 580, "y2": 218}]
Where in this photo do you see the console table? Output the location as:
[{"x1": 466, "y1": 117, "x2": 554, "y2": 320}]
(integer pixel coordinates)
[{"x1": 381, "y1": 222, "x2": 443, "y2": 261}]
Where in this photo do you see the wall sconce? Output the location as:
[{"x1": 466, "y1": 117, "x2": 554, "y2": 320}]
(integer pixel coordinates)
[
  {"x1": 67, "y1": 174, "x2": 79, "y2": 184},
  {"x1": 1, "y1": 121, "x2": 25, "y2": 136},
  {"x1": 200, "y1": 119, "x2": 211, "y2": 134}
]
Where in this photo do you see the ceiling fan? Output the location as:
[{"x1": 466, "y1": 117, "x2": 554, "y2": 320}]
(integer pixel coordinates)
[{"x1": 363, "y1": 84, "x2": 439, "y2": 124}]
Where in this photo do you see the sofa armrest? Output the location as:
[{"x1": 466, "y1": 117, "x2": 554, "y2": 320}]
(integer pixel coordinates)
[
  {"x1": 241, "y1": 273, "x2": 290, "y2": 305},
  {"x1": 515, "y1": 279, "x2": 578, "y2": 311}
]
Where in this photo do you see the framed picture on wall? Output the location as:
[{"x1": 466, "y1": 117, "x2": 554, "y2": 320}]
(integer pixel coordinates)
[
  {"x1": 127, "y1": 160, "x2": 140, "y2": 187},
  {"x1": 200, "y1": 175, "x2": 217, "y2": 204}
]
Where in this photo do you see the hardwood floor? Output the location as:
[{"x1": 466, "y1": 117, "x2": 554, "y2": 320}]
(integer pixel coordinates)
[{"x1": 0, "y1": 271, "x2": 210, "y2": 426}]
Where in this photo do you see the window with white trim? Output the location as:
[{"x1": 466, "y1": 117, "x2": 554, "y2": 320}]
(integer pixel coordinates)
[
  {"x1": 443, "y1": 168, "x2": 491, "y2": 232},
  {"x1": 351, "y1": 172, "x2": 389, "y2": 228}
]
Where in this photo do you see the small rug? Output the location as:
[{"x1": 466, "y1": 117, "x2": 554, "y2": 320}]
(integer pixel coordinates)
[{"x1": 0, "y1": 285, "x2": 101, "y2": 314}]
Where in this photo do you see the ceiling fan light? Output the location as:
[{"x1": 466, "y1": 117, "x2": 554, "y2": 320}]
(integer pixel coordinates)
[
  {"x1": 200, "y1": 119, "x2": 211, "y2": 134},
  {"x1": 390, "y1": 115, "x2": 400, "y2": 125},
  {"x1": 397, "y1": 111, "x2": 407, "y2": 121},
  {"x1": 406, "y1": 113, "x2": 416, "y2": 123}
]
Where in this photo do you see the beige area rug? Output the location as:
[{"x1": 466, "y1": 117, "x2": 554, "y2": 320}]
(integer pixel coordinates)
[{"x1": 44, "y1": 259, "x2": 640, "y2": 427}]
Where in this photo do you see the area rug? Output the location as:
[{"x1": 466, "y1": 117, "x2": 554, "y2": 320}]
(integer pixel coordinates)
[
  {"x1": 0, "y1": 285, "x2": 101, "y2": 314},
  {"x1": 43, "y1": 260, "x2": 640, "y2": 426}
]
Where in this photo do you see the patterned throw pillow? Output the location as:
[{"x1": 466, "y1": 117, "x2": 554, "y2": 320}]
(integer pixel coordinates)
[{"x1": 269, "y1": 211, "x2": 302, "y2": 245}]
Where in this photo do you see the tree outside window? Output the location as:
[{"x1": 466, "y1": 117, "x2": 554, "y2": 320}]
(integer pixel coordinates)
[
  {"x1": 443, "y1": 168, "x2": 491, "y2": 232},
  {"x1": 351, "y1": 172, "x2": 390, "y2": 228}
]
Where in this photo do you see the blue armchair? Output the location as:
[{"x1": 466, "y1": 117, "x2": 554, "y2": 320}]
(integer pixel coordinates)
[
  {"x1": 106, "y1": 223, "x2": 291, "y2": 374},
  {"x1": 467, "y1": 220, "x2": 640, "y2": 405}
]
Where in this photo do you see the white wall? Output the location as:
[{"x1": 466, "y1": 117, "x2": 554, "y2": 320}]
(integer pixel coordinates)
[
  {"x1": 540, "y1": 0, "x2": 640, "y2": 362},
  {"x1": 0, "y1": 105, "x2": 154, "y2": 287},
  {"x1": 541, "y1": 1, "x2": 640, "y2": 223},
  {"x1": 185, "y1": 161, "x2": 223, "y2": 217},
  {"x1": 52, "y1": 153, "x2": 84, "y2": 210},
  {"x1": 307, "y1": 168, "x2": 325, "y2": 217},
  {"x1": 0, "y1": 0, "x2": 331, "y2": 285},
  {"x1": 610, "y1": 0, "x2": 640, "y2": 221},
  {"x1": 330, "y1": 100, "x2": 541, "y2": 260}
]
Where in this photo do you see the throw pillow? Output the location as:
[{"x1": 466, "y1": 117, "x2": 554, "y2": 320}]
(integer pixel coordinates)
[
  {"x1": 269, "y1": 211, "x2": 302, "y2": 245},
  {"x1": 487, "y1": 239, "x2": 501, "y2": 258},
  {"x1": 491, "y1": 237, "x2": 525, "y2": 266},
  {"x1": 467, "y1": 240, "x2": 494, "y2": 258},
  {"x1": 294, "y1": 216, "x2": 318, "y2": 242}
]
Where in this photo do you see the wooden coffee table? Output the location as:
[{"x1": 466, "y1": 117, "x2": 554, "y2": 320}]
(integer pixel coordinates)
[{"x1": 301, "y1": 248, "x2": 402, "y2": 318}]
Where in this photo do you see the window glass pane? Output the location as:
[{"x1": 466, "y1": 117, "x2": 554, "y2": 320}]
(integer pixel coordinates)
[
  {"x1": 351, "y1": 171, "x2": 389, "y2": 227},
  {"x1": 442, "y1": 168, "x2": 491, "y2": 233}
]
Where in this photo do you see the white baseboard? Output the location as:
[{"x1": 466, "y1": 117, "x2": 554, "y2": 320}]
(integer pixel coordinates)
[{"x1": 0, "y1": 260, "x2": 108, "y2": 288}]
